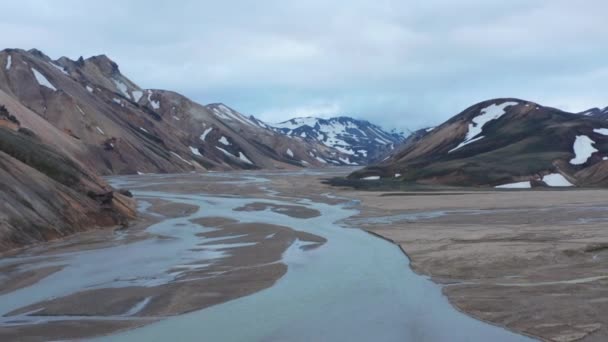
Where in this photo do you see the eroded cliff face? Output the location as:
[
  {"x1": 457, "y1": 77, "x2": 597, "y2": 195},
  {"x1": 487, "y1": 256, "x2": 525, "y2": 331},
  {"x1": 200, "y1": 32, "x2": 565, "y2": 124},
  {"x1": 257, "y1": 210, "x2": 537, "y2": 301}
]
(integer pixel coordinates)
[{"x1": 0, "y1": 106, "x2": 135, "y2": 253}]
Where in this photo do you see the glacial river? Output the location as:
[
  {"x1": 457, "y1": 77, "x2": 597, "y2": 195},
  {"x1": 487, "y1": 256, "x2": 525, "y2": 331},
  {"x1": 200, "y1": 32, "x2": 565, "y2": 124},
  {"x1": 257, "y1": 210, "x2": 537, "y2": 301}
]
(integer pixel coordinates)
[
  {"x1": 0, "y1": 172, "x2": 535, "y2": 341},
  {"x1": 102, "y1": 172, "x2": 533, "y2": 342}
]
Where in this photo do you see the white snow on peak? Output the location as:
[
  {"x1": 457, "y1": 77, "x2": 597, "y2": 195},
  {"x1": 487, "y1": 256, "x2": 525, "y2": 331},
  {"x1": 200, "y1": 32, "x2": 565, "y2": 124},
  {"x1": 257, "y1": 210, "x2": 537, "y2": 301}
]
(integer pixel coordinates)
[
  {"x1": 132, "y1": 90, "x2": 143, "y2": 102},
  {"x1": 212, "y1": 105, "x2": 256, "y2": 127},
  {"x1": 189, "y1": 146, "x2": 202, "y2": 156},
  {"x1": 570, "y1": 135, "x2": 597, "y2": 165},
  {"x1": 286, "y1": 148, "x2": 294, "y2": 157},
  {"x1": 31, "y1": 68, "x2": 57, "y2": 91},
  {"x1": 113, "y1": 79, "x2": 131, "y2": 99},
  {"x1": 50, "y1": 62, "x2": 69, "y2": 75},
  {"x1": 449, "y1": 101, "x2": 518, "y2": 153},
  {"x1": 200, "y1": 127, "x2": 213, "y2": 141},
  {"x1": 5, "y1": 55, "x2": 11, "y2": 70},
  {"x1": 362, "y1": 176, "x2": 380, "y2": 181},
  {"x1": 86, "y1": 85, "x2": 94, "y2": 93},
  {"x1": 593, "y1": 128, "x2": 608, "y2": 136},
  {"x1": 218, "y1": 136, "x2": 231, "y2": 145},
  {"x1": 495, "y1": 181, "x2": 531, "y2": 189},
  {"x1": 543, "y1": 173, "x2": 574, "y2": 187}
]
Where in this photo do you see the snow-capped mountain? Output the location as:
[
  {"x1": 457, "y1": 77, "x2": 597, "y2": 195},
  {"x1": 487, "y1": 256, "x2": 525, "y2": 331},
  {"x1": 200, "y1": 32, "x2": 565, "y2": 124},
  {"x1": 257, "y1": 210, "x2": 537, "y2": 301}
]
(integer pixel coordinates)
[
  {"x1": 272, "y1": 116, "x2": 405, "y2": 165},
  {"x1": 349, "y1": 98, "x2": 608, "y2": 187},
  {"x1": 579, "y1": 107, "x2": 608, "y2": 120}
]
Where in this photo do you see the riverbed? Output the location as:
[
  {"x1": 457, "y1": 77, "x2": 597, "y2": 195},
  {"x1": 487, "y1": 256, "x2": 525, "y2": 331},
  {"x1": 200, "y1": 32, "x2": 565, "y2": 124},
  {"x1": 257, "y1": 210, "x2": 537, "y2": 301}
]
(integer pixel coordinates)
[{"x1": 0, "y1": 171, "x2": 533, "y2": 341}]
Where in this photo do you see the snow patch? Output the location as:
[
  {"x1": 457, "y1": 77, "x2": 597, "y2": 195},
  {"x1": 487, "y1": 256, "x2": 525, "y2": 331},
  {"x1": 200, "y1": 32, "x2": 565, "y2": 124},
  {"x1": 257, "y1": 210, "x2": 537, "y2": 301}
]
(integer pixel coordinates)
[
  {"x1": 239, "y1": 152, "x2": 253, "y2": 164},
  {"x1": 315, "y1": 156, "x2": 328, "y2": 164},
  {"x1": 50, "y1": 62, "x2": 69, "y2": 75},
  {"x1": 86, "y1": 85, "x2": 94, "y2": 93},
  {"x1": 132, "y1": 90, "x2": 143, "y2": 102},
  {"x1": 112, "y1": 98, "x2": 121, "y2": 104},
  {"x1": 286, "y1": 148, "x2": 294, "y2": 157},
  {"x1": 95, "y1": 126, "x2": 105, "y2": 135},
  {"x1": 543, "y1": 173, "x2": 574, "y2": 187},
  {"x1": 113, "y1": 79, "x2": 131, "y2": 99},
  {"x1": 449, "y1": 101, "x2": 518, "y2": 153},
  {"x1": 362, "y1": 176, "x2": 380, "y2": 181},
  {"x1": 170, "y1": 151, "x2": 192, "y2": 165},
  {"x1": 495, "y1": 181, "x2": 531, "y2": 189},
  {"x1": 395, "y1": 173, "x2": 402, "y2": 178},
  {"x1": 31, "y1": 68, "x2": 56, "y2": 91},
  {"x1": 147, "y1": 91, "x2": 160, "y2": 109},
  {"x1": 189, "y1": 146, "x2": 202, "y2": 156},
  {"x1": 593, "y1": 128, "x2": 608, "y2": 136},
  {"x1": 218, "y1": 136, "x2": 231, "y2": 145},
  {"x1": 139, "y1": 127, "x2": 149, "y2": 133},
  {"x1": 570, "y1": 135, "x2": 598, "y2": 165},
  {"x1": 200, "y1": 127, "x2": 213, "y2": 141},
  {"x1": 173, "y1": 115, "x2": 180, "y2": 121},
  {"x1": 5, "y1": 55, "x2": 11, "y2": 70}
]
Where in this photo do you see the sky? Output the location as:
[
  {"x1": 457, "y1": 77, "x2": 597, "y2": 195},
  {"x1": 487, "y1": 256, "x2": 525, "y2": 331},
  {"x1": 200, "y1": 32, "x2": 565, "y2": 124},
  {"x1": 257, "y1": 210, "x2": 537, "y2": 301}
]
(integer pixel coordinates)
[{"x1": 1, "y1": 0, "x2": 608, "y2": 131}]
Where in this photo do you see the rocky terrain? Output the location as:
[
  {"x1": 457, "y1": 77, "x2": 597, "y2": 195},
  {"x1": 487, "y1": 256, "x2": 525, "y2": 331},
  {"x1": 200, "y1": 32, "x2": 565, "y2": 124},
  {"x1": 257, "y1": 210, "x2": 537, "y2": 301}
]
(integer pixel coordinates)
[
  {"x1": 0, "y1": 48, "x2": 353, "y2": 175},
  {"x1": 348, "y1": 98, "x2": 608, "y2": 187},
  {"x1": 0, "y1": 104, "x2": 135, "y2": 253},
  {"x1": 272, "y1": 116, "x2": 404, "y2": 165}
]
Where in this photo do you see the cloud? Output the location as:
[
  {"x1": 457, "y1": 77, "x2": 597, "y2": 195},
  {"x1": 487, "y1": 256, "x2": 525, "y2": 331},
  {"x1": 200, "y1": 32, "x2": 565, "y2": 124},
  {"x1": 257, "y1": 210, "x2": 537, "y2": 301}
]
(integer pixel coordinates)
[{"x1": 1, "y1": 0, "x2": 608, "y2": 131}]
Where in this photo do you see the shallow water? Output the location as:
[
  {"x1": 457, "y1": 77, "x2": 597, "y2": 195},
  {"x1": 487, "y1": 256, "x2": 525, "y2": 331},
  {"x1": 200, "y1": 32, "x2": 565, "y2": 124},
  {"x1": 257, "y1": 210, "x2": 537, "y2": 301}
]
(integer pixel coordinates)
[
  {"x1": 0, "y1": 172, "x2": 535, "y2": 341},
  {"x1": 101, "y1": 174, "x2": 534, "y2": 342}
]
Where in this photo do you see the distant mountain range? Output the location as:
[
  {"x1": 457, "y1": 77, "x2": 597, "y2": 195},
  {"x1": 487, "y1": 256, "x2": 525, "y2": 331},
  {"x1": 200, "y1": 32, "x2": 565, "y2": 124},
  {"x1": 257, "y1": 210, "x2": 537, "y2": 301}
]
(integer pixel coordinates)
[
  {"x1": 350, "y1": 98, "x2": 608, "y2": 187},
  {"x1": 272, "y1": 116, "x2": 404, "y2": 165}
]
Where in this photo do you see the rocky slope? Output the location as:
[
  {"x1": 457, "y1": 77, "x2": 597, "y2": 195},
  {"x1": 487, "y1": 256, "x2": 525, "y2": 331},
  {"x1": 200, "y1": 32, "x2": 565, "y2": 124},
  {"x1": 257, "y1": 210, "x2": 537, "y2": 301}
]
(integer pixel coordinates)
[
  {"x1": 272, "y1": 116, "x2": 404, "y2": 165},
  {"x1": 349, "y1": 98, "x2": 608, "y2": 187},
  {"x1": 0, "y1": 104, "x2": 135, "y2": 253},
  {"x1": 0, "y1": 48, "x2": 350, "y2": 175}
]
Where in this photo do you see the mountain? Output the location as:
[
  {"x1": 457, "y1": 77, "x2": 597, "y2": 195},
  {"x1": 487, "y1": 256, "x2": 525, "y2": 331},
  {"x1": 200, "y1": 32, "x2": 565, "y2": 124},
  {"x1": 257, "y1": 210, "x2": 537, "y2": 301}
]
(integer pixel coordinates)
[
  {"x1": 0, "y1": 104, "x2": 135, "y2": 252},
  {"x1": 348, "y1": 98, "x2": 608, "y2": 187},
  {"x1": 579, "y1": 107, "x2": 608, "y2": 120},
  {"x1": 272, "y1": 116, "x2": 405, "y2": 165},
  {"x1": 0, "y1": 48, "x2": 351, "y2": 175}
]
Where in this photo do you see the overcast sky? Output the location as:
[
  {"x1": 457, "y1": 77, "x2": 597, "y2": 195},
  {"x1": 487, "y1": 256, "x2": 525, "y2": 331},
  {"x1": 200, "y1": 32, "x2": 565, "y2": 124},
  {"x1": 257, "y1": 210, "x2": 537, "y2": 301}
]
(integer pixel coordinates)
[{"x1": 1, "y1": 0, "x2": 607, "y2": 131}]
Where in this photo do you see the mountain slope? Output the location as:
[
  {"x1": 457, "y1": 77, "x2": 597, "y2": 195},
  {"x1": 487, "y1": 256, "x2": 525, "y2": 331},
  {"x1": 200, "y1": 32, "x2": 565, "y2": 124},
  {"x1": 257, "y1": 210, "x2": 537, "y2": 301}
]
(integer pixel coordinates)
[
  {"x1": 0, "y1": 48, "x2": 349, "y2": 175},
  {"x1": 272, "y1": 116, "x2": 404, "y2": 165},
  {"x1": 349, "y1": 98, "x2": 608, "y2": 187},
  {"x1": 0, "y1": 105, "x2": 135, "y2": 252}
]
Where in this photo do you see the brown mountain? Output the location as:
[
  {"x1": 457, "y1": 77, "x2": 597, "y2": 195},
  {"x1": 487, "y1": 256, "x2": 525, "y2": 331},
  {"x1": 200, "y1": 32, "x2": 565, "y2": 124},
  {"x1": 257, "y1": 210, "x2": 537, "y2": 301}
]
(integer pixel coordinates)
[
  {"x1": 0, "y1": 48, "x2": 349, "y2": 175},
  {"x1": 348, "y1": 98, "x2": 608, "y2": 187},
  {"x1": 0, "y1": 104, "x2": 135, "y2": 253}
]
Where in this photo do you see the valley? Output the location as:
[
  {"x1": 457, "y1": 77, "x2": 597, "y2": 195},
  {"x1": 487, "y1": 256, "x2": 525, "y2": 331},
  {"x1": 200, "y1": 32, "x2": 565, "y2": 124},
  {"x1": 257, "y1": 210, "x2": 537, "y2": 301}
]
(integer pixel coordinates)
[{"x1": 2, "y1": 48, "x2": 608, "y2": 342}]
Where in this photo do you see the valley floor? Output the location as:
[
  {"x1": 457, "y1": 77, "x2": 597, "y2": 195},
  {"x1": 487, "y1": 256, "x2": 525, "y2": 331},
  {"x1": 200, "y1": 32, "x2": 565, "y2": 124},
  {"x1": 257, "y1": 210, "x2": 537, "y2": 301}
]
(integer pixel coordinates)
[
  {"x1": 336, "y1": 187, "x2": 608, "y2": 342},
  {"x1": 0, "y1": 170, "x2": 606, "y2": 341}
]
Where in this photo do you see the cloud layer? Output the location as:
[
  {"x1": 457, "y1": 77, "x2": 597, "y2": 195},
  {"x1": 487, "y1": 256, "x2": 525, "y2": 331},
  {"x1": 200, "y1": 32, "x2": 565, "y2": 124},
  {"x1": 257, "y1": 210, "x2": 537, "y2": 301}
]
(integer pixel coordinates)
[{"x1": 2, "y1": 0, "x2": 608, "y2": 130}]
